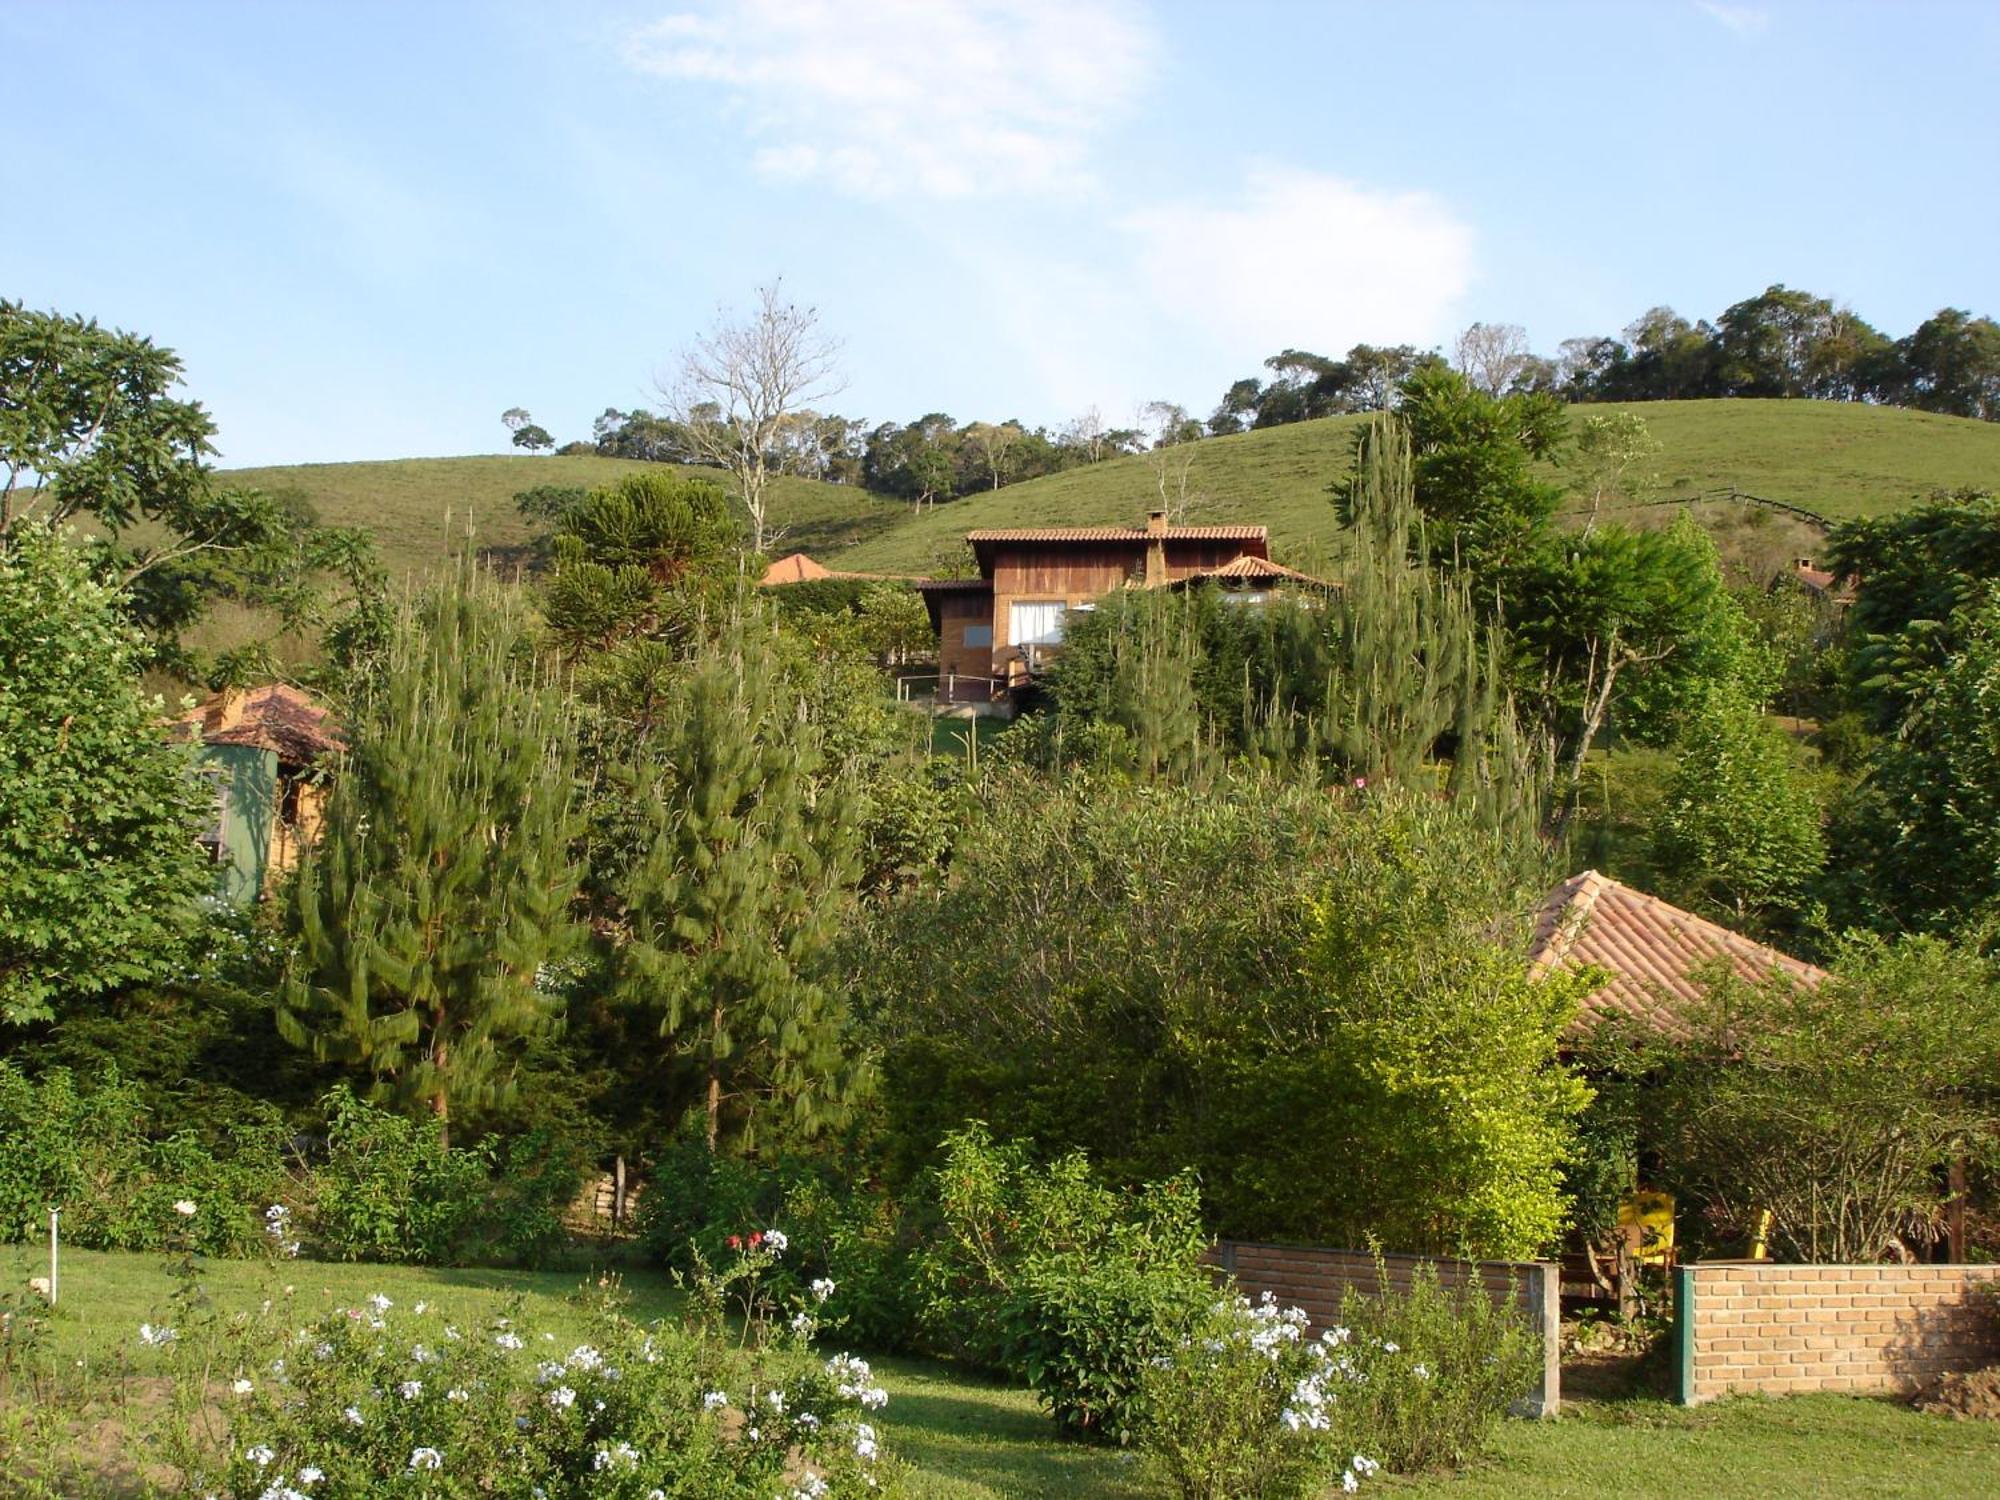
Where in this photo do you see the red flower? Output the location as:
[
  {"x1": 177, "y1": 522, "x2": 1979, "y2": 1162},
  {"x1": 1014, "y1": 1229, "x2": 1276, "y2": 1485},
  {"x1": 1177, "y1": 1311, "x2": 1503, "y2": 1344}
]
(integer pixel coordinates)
[
  {"x1": 726, "y1": 1235, "x2": 742, "y2": 1251},
  {"x1": 749, "y1": 1231, "x2": 765, "y2": 1248}
]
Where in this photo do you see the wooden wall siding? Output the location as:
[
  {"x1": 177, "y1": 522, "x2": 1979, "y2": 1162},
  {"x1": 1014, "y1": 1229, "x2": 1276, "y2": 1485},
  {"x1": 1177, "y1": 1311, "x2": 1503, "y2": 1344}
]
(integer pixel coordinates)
[
  {"x1": 936, "y1": 592, "x2": 993, "y2": 686},
  {"x1": 1676, "y1": 1261, "x2": 2000, "y2": 1403},
  {"x1": 1208, "y1": 1240, "x2": 1562, "y2": 1417}
]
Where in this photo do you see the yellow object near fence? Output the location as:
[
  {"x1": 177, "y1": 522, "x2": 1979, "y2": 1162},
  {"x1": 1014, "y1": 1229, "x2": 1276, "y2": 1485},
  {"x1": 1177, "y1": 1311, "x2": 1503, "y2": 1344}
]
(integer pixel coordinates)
[{"x1": 1618, "y1": 1191, "x2": 1676, "y2": 1265}]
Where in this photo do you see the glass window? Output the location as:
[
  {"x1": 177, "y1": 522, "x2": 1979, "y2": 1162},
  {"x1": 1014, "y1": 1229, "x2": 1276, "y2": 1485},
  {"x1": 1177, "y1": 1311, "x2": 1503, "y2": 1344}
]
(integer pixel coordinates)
[
  {"x1": 963, "y1": 624, "x2": 993, "y2": 647},
  {"x1": 1008, "y1": 601, "x2": 1067, "y2": 647}
]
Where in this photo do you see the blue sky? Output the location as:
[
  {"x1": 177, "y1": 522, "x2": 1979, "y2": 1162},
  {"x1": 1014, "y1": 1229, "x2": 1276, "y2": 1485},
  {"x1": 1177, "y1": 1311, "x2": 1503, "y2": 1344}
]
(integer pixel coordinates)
[{"x1": 3, "y1": 0, "x2": 1996, "y2": 468}]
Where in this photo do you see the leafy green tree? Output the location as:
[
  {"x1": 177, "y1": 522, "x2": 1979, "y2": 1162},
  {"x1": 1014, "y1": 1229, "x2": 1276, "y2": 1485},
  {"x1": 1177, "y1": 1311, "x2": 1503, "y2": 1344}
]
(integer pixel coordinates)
[
  {"x1": 1651, "y1": 686, "x2": 1825, "y2": 932},
  {"x1": 612, "y1": 612, "x2": 866, "y2": 1151},
  {"x1": 1394, "y1": 364, "x2": 1568, "y2": 578},
  {"x1": 281, "y1": 569, "x2": 584, "y2": 1146},
  {"x1": 542, "y1": 471, "x2": 740, "y2": 655},
  {"x1": 0, "y1": 524, "x2": 211, "y2": 1025},
  {"x1": 1888, "y1": 308, "x2": 2000, "y2": 420},
  {"x1": 0, "y1": 302, "x2": 297, "y2": 651},
  {"x1": 1570, "y1": 409, "x2": 1661, "y2": 528},
  {"x1": 1631, "y1": 936, "x2": 2000, "y2": 1262},
  {"x1": 1830, "y1": 586, "x2": 2000, "y2": 934},
  {"x1": 1512, "y1": 514, "x2": 1748, "y2": 797}
]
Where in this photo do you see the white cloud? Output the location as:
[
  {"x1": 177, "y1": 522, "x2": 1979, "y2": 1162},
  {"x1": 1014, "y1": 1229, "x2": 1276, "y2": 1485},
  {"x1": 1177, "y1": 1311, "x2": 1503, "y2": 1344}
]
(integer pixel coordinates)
[
  {"x1": 1118, "y1": 165, "x2": 1476, "y2": 365},
  {"x1": 1695, "y1": 2, "x2": 1770, "y2": 36},
  {"x1": 622, "y1": 0, "x2": 1157, "y2": 197}
]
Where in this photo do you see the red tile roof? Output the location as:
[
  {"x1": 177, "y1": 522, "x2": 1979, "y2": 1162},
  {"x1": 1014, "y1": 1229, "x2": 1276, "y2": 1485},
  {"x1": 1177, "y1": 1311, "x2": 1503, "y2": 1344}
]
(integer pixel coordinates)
[
  {"x1": 1528, "y1": 870, "x2": 1827, "y2": 1035},
  {"x1": 176, "y1": 684, "x2": 343, "y2": 764},
  {"x1": 964, "y1": 525, "x2": 1268, "y2": 543},
  {"x1": 760, "y1": 552, "x2": 834, "y2": 585},
  {"x1": 1179, "y1": 555, "x2": 1332, "y2": 585}
]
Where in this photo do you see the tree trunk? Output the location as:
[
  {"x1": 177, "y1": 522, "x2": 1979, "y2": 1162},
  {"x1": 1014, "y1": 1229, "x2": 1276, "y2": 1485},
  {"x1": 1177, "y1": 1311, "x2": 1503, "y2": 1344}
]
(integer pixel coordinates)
[{"x1": 705, "y1": 1000, "x2": 724, "y2": 1152}]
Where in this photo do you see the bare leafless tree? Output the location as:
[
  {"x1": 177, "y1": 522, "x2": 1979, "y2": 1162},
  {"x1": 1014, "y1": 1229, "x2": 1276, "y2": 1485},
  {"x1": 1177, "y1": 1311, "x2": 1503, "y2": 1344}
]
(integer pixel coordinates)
[
  {"x1": 1060, "y1": 405, "x2": 1109, "y2": 463},
  {"x1": 1453, "y1": 321, "x2": 1534, "y2": 397},
  {"x1": 1138, "y1": 401, "x2": 1203, "y2": 523},
  {"x1": 657, "y1": 281, "x2": 845, "y2": 553}
]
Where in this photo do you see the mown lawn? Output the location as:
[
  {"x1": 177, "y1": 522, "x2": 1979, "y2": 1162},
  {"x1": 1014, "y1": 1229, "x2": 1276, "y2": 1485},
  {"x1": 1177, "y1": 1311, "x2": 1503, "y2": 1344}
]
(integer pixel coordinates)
[{"x1": 6, "y1": 1247, "x2": 1996, "y2": 1497}]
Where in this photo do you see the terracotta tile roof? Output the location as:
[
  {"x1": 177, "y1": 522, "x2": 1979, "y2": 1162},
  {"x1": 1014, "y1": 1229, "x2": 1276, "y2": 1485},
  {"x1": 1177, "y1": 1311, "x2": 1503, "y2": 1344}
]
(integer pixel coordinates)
[
  {"x1": 1528, "y1": 870, "x2": 1827, "y2": 1035},
  {"x1": 760, "y1": 551, "x2": 834, "y2": 585},
  {"x1": 1178, "y1": 555, "x2": 1333, "y2": 585},
  {"x1": 911, "y1": 577, "x2": 993, "y2": 591},
  {"x1": 964, "y1": 525, "x2": 1268, "y2": 543},
  {"x1": 175, "y1": 683, "x2": 343, "y2": 764}
]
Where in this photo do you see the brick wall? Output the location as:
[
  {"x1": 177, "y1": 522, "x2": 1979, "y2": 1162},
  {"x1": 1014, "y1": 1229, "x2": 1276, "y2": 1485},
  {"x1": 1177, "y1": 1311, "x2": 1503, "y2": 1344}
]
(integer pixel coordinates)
[
  {"x1": 1677, "y1": 1261, "x2": 2000, "y2": 1403},
  {"x1": 1210, "y1": 1240, "x2": 1562, "y2": 1416}
]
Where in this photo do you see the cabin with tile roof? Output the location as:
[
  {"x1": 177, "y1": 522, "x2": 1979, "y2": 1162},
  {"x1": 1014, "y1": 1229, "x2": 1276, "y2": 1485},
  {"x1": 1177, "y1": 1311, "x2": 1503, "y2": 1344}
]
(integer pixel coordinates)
[
  {"x1": 913, "y1": 510, "x2": 1324, "y2": 702},
  {"x1": 173, "y1": 684, "x2": 343, "y2": 903}
]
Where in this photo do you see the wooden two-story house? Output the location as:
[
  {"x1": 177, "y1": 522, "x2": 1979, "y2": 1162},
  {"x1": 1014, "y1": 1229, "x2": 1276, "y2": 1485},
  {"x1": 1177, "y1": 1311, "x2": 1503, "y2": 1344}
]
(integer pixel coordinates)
[{"x1": 914, "y1": 511, "x2": 1321, "y2": 701}]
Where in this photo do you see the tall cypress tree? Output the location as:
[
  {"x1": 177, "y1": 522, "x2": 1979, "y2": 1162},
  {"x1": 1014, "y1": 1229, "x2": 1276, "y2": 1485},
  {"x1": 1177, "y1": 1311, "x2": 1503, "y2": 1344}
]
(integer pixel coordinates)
[
  {"x1": 280, "y1": 568, "x2": 583, "y2": 1146},
  {"x1": 614, "y1": 605, "x2": 864, "y2": 1152}
]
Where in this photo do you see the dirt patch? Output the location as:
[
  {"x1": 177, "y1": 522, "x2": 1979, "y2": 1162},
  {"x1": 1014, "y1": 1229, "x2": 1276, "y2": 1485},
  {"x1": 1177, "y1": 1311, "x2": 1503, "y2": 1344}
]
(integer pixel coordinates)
[{"x1": 1917, "y1": 1366, "x2": 2000, "y2": 1421}]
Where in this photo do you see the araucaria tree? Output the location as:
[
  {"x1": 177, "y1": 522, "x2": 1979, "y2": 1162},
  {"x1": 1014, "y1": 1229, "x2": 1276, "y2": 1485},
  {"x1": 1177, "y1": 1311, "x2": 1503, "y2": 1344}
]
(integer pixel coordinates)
[
  {"x1": 281, "y1": 569, "x2": 583, "y2": 1145},
  {"x1": 0, "y1": 524, "x2": 210, "y2": 1024},
  {"x1": 613, "y1": 607, "x2": 864, "y2": 1151},
  {"x1": 659, "y1": 281, "x2": 845, "y2": 554}
]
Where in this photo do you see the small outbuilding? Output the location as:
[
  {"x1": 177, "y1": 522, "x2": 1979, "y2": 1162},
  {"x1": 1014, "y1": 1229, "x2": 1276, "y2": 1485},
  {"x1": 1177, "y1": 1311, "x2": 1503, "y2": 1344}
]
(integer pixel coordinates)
[{"x1": 174, "y1": 684, "x2": 343, "y2": 903}]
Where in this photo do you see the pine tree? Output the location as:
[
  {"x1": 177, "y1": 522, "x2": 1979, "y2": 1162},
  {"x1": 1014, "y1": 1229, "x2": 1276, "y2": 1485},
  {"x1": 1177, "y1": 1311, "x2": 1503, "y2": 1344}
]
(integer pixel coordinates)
[
  {"x1": 614, "y1": 606, "x2": 865, "y2": 1151},
  {"x1": 280, "y1": 568, "x2": 583, "y2": 1146}
]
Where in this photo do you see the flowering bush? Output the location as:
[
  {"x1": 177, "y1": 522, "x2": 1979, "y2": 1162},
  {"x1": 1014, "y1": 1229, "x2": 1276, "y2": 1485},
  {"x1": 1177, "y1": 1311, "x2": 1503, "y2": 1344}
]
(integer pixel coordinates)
[
  {"x1": 135, "y1": 1269, "x2": 901, "y2": 1498},
  {"x1": 1140, "y1": 1260, "x2": 1543, "y2": 1492},
  {"x1": 1139, "y1": 1293, "x2": 1380, "y2": 1500}
]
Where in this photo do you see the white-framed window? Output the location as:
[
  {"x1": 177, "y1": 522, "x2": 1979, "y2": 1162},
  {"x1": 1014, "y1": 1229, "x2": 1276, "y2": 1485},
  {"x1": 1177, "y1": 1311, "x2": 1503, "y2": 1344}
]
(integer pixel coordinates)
[{"x1": 1008, "y1": 600, "x2": 1068, "y2": 647}]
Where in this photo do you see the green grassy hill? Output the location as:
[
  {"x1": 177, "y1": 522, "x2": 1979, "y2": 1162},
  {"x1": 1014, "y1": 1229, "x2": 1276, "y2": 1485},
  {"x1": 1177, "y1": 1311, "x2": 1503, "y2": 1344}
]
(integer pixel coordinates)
[
  {"x1": 222, "y1": 402, "x2": 2000, "y2": 587},
  {"x1": 832, "y1": 400, "x2": 2000, "y2": 576},
  {"x1": 220, "y1": 453, "x2": 908, "y2": 579}
]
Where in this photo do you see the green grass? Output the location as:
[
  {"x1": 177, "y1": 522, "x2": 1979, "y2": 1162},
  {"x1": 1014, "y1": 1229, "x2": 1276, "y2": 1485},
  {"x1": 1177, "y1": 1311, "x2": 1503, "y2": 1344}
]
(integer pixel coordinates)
[
  {"x1": 219, "y1": 453, "x2": 907, "y2": 581},
  {"x1": 11, "y1": 1248, "x2": 1997, "y2": 1497},
  {"x1": 832, "y1": 400, "x2": 2000, "y2": 576},
  {"x1": 217, "y1": 402, "x2": 2000, "y2": 592}
]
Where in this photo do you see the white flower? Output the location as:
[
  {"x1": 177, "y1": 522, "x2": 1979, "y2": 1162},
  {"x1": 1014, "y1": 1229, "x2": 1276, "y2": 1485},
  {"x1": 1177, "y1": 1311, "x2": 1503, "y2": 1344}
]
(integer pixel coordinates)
[
  {"x1": 1352, "y1": 1455, "x2": 1380, "y2": 1476},
  {"x1": 298, "y1": 1466, "x2": 324, "y2": 1485},
  {"x1": 398, "y1": 1380, "x2": 422, "y2": 1399},
  {"x1": 764, "y1": 1229, "x2": 789, "y2": 1253},
  {"x1": 409, "y1": 1446, "x2": 442, "y2": 1471},
  {"x1": 312, "y1": 1342, "x2": 333, "y2": 1360},
  {"x1": 1381, "y1": 1341, "x2": 1399, "y2": 1354},
  {"x1": 173, "y1": 1200, "x2": 198, "y2": 1217},
  {"x1": 245, "y1": 1444, "x2": 276, "y2": 1467},
  {"x1": 766, "y1": 1387, "x2": 787, "y2": 1412},
  {"x1": 495, "y1": 1332, "x2": 524, "y2": 1350},
  {"x1": 413, "y1": 1301, "x2": 428, "y2": 1315},
  {"x1": 567, "y1": 1344, "x2": 604, "y2": 1371},
  {"x1": 138, "y1": 1323, "x2": 177, "y2": 1347},
  {"x1": 443, "y1": 1325, "x2": 461, "y2": 1341},
  {"x1": 854, "y1": 1423, "x2": 878, "y2": 1460},
  {"x1": 447, "y1": 1387, "x2": 469, "y2": 1403},
  {"x1": 536, "y1": 1360, "x2": 565, "y2": 1385},
  {"x1": 702, "y1": 1390, "x2": 729, "y2": 1411},
  {"x1": 411, "y1": 1344, "x2": 432, "y2": 1363},
  {"x1": 367, "y1": 1294, "x2": 392, "y2": 1312},
  {"x1": 548, "y1": 1386, "x2": 576, "y2": 1409},
  {"x1": 231, "y1": 1377, "x2": 254, "y2": 1395},
  {"x1": 1342, "y1": 1471, "x2": 1359, "y2": 1493},
  {"x1": 1413, "y1": 1363, "x2": 1430, "y2": 1379},
  {"x1": 811, "y1": 1278, "x2": 836, "y2": 1302},
  {"x1": 791, "y1": 1311, "x2": 817, "y2": 1335},
  {"x1": 342, "y1": 1405, "x2": 365, "y2": 1426}
]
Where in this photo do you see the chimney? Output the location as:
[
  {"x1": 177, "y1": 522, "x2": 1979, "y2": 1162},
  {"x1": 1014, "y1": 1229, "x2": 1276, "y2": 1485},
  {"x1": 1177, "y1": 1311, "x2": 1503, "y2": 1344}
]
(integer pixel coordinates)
[
  {"x1": 1145, "y1": 509, "x2": 1167, "y2": 586},
  {"x1": 1795, "y1": 556, "x2": 1814, "y2": 571}
]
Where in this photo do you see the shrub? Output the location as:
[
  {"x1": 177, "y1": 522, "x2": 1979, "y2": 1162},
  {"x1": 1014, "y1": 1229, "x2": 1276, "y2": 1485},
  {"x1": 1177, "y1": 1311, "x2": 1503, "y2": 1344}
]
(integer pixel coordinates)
[
  {"x1": 134, "y1": 1265, "x2": 900, "y2": 1498},
  {"x1": 0, "y1": 1062, "x2": 290, "y2": 1256},
  {"x1": 1139, "y1": 1263, "x2": 1539, "y2": 1491},
  {"x1": 309, "y1": 1090, "x2": 592, "y2": 1268},
  {"x1": 1138, "y1": 1294, "x2": 1381, "y2": 1500},
  {"x1": 1331, "y1": 1259, "x2": 1543, "y2": 1473},
  {"x1": 912, "y1": 1124, "x2": 1211, "y2": 1443},
  {"x1": 637, "y1": 1129, "x2": 920, "y2": 1352}
]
